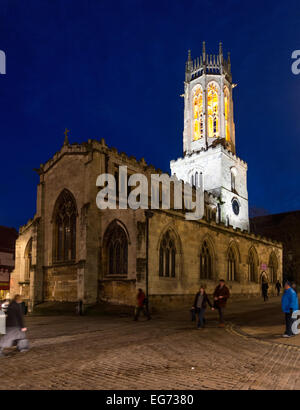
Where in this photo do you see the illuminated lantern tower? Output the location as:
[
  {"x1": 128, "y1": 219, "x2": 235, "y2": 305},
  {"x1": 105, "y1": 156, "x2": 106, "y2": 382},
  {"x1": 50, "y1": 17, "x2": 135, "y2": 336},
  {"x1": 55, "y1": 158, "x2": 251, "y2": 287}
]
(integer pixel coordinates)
[{"x1": 171, "y1": 42, "x2": 249, "y2": 231}]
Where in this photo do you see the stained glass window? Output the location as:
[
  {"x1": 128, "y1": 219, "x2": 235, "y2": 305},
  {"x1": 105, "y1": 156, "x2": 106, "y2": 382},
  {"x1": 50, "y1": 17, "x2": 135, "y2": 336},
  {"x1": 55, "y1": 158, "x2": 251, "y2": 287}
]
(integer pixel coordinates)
[
  {"x1": 192, "y1": 86, "x2": 203, "y2": 141},
  {"x1": 227, "y1": 247, "x2": 236, "y2": 281},
  {"x1": 248, "y1": 249, "x2": 257, "y2": 282},
  {"x1": 207, "y1": 83, "x2": 219, "y2": 138},
  {"x1": 159, "y1": 231, "x2": 176, "y2": 278},
  {"x1": 200, "y1": 241, "x2": 212, "y2": 279},
  {"x1": 53, "y1": 189, "x2": 77, "y2": 262},
  {"x1": 106, "y1": 223, "x2": 128, "y2": 276},
  {"x1": 269, "y1": 254, "x2": 277, "y2": 283}
]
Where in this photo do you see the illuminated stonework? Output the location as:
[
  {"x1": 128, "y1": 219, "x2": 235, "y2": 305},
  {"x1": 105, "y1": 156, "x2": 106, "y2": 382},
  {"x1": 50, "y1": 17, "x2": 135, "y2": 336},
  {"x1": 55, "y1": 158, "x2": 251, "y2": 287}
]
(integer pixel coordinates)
[
  {"x1": 207, "y1": 82, "x2": 219, "y2": 138},
  {"x1": 224, "y1": 86, "x2": 230, "y2": 141},
  {"x1": 193, "y1": 86, "x2": 203, "y2": 140},
  {"x1": 171, "y1": 42, "x2": 249, "y2": 232}
]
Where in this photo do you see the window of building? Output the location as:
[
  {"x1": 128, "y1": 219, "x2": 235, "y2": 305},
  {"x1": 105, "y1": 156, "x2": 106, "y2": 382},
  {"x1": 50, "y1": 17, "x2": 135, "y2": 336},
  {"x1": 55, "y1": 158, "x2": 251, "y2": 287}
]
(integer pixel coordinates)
[
  {"x1": 53, "y1": 189, "x2": 77, "y2": 263},
  {"x1": 231, "y1": 167, "x2": 237, "y2": 193},
  {"x1": 207, "y1": 83, "x2": 219, "y2": 138},
  {"x1": 105, "y1": 223, "x2": 128, "y2": 276},
  {"x1": 227, "y1": 247, "x2": 236, "y2": 281},
  {"x1": 159, "y1": 230, "x2": 176, "y2": 278},
  {"x1": 192, "y1": 86, "x2": 203, "y2": 141},
  {"x1": 200, "y1": 240, "x2": 213, "y2": 279},
  {"x1": 269, "y1": 253, "x2": 277, "y2": 283},
  {"x1": 24, "y1": 238, "x2": 32, "y2": 281},
  {"x1": 248, "y1": 249, "x2": 257, "y2": 282}
]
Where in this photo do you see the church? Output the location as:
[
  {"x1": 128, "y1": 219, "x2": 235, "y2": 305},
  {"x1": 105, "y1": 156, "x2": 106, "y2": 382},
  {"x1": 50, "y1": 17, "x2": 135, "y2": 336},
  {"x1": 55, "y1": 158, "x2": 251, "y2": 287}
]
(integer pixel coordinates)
[{"x1": 10, "y1": 43, "x2": 282, "y2": 310}]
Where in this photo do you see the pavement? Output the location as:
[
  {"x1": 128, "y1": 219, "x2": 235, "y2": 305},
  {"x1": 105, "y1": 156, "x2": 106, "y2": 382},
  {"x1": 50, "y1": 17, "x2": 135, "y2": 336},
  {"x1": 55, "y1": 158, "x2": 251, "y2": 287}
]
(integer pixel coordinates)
[{"x1": 0, "y1": 295, "x2": 300, "y2": 390}]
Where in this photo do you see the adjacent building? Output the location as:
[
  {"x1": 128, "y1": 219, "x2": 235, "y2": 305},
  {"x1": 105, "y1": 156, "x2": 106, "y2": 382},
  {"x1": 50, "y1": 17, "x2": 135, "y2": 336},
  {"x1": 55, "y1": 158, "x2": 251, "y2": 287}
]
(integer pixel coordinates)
[
  {"x1": 0, "y1": 226, "x2": 18, "y2": 299},
  {"x1": 251, "y1": 211, "x2": 300, "y2": 285}
]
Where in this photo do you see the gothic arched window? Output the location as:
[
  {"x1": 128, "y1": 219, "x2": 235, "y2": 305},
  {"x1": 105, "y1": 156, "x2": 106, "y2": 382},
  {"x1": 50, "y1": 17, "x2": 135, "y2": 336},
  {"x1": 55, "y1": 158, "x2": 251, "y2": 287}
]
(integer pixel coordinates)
[
  {"x1": 207, "y1": 83, "x2": 219, "y2": 138},
  {"x1": 227, "y1": 247, "x2": 236, "y2": 281},
  {"x1": 224, "y1": 86, "x2": 230, "y2": 141},
  {"x1": 159, "y1": 230, "x2": 176, "y2": 278},
  {"x1": 269, "y1": 253, "x2": 277, "y2": 283},
  {"x1": 53, "y1": 190, "x2": 77, "y2": 262},
  {"x1": 105, "y1": 222, "x2": 128, "y2": 276},
  {"x1": 193, "y1": 86, "x2": 203, "y2": 141},
  {"x1": 200, "y1": 240, "x2": 213, "y2": 279},
  {"x1": 248, "y1": 248, "x2": 257, "y2": 282},
  {"x1": 24, "y1": 238, "x2": 32, "y2": 282}
]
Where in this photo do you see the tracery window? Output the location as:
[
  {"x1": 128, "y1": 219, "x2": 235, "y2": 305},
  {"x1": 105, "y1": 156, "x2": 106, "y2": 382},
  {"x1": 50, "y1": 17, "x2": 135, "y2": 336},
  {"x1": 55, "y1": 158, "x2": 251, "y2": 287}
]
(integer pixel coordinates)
[
  {"x1": 207, "y1": 83, "x2": 219, "y2": 138},
  {"x1": 269, "y1": 253, "x2": 277, "y2": 283},
  {"x1": 200, "y1": 240, "x2": 213, "y2": 279},
  {"x1": 193, "y1": 86, "x2": 203, "y2": 141},
  {"x1": 106, "y1": 223, "x2": 128, "y2": 276},
  {"x1": 227, "y1": 247, "x2": 236, "y2": 281},
  {"x1": 248, "y1": 249, "x2": 257, "y2": 282},
  {"x1": 159, "y1": 230, "x2": 176, "y2": 278},
  {"x1": 53, "y1": 190, "x2": 77, "y2": 262},
  {"x1": 24, "y1": 238, "x2": 32, "y2": 281},
  {"x1": 224, "y1": 86, "x2": 230, "y2": 141}
]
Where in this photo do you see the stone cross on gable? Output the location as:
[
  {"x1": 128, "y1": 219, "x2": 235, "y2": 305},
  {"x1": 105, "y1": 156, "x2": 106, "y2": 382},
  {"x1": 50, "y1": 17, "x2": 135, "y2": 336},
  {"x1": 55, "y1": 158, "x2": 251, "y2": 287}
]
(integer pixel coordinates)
[{"x1": 64, "y1": 128, "x2": 70, "y2": 145}]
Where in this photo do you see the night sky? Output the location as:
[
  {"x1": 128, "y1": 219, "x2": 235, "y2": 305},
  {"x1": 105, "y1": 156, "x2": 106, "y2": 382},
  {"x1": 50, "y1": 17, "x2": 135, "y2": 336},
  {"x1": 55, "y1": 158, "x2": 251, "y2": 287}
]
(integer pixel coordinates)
[{"x1": 0, "y1": 0, "x2": 300, "y2": 229}]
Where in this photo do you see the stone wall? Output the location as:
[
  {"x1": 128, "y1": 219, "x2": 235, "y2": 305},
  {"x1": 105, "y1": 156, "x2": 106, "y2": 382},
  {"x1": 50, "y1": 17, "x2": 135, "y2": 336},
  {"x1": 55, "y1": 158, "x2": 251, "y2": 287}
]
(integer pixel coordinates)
[
  {"x1": 43, "y1": 264, "x2": 78, "y2": 302},
  {"x1": 148, "y1": 210, "x2": 282, "y2": 301},
  {"x1": 99, "y1": 279, "x2": 136, "y2": 306}
]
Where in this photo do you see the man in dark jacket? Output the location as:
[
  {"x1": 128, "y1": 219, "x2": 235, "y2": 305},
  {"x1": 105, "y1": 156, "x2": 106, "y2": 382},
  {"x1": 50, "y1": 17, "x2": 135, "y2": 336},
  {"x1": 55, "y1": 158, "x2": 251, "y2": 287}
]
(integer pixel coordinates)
[
  {"x1": 192, "y1": 286, "x2": 214, "y2": 329},
  {"x1": 262, "y1": 279, "x2": 269, "y2": 302},
  {"x1": 0, "y1": 294, "x2": 29, "y2": 357},
  {"x1": 213, "y1": 279, "x2": 230, "y2": 327}
]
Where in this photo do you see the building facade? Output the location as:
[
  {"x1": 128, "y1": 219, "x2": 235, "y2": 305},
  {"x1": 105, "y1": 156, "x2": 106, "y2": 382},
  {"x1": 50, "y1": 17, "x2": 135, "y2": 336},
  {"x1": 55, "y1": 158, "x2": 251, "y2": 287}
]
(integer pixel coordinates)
[
  {"x1": 0, "y1": 226, "x2": 18, "y2": 299},
  {"x1": 10, "y1": 43, "x2": 282, "y2": 310},
  {"x1": 251, "y1": 211, "x2": 300, "y2": 285}
]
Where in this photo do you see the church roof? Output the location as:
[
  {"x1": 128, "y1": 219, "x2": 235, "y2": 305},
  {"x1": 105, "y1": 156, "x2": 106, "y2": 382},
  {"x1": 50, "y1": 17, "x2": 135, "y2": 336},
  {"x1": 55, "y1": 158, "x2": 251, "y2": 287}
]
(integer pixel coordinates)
[{"x1": 0, "y1": 226, "x2": 18, "y2": 253}]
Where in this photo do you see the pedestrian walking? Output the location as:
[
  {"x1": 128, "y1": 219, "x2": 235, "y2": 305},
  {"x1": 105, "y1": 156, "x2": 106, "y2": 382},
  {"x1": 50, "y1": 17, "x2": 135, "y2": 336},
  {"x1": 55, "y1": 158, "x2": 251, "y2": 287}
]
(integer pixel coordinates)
[
  {"x1": 275, "y1": 280, "x2": 281, "y2": 296},
  {"x1": 291, "y1": 282, "x2": 297, "y2": 293},
  {"x1": 76, "y1": 299, "x2": 83, "y2": 315},
  {"x1": 192, "y1": 286, "x2": 214, "y2": 329},
  {"x1": 134, "y1": 289, "x2": 151, "y2": 321},
  {"x1": 281, "y1": 281, "x2": 299, "y2": 338},
  {"x1": 0, "y1": 295, "x2": 29, "y2": 357},
  {"x1": 262, "y1": 279, "x2": 269, "y2": 302},
  {"x1": 213, "y1": 279, "x2": 230, "y2": 327}
]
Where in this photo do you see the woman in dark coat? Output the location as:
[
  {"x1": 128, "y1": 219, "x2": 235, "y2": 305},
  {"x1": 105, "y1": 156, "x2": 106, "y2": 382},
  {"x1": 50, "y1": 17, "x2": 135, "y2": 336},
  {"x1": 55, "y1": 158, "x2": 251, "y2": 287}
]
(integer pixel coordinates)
[{"x1": 192, "y1": 286, "x2": 213, "y2": 329}]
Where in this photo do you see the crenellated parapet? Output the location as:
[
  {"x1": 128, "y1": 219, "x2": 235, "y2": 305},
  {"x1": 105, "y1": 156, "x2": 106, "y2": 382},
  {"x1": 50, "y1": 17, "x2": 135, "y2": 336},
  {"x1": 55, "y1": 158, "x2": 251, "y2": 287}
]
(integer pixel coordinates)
[{"x1": 185, "y1": 42, "x2": 232, "y2": 83}]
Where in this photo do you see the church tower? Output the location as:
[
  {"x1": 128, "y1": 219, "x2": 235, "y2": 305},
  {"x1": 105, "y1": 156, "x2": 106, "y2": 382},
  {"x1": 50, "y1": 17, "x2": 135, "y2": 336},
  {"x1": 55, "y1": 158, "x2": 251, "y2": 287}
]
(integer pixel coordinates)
[{"x1": 170, "y1": 42, "x2": 249, "y2": 231}]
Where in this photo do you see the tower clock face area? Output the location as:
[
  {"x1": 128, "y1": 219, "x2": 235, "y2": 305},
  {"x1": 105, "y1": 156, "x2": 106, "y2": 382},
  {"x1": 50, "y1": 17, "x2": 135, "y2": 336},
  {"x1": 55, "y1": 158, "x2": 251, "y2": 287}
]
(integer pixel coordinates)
[{"x1": 232, "y1": 199, "x2": 240, "y2": 215}]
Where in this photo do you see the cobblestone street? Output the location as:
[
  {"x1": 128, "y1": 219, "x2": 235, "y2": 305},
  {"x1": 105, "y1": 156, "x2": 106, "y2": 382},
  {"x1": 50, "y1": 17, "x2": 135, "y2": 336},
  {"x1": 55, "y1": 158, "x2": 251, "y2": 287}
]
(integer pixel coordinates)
[{"x1": 0, "y1": 297, "x2": 300, "y2": 390}]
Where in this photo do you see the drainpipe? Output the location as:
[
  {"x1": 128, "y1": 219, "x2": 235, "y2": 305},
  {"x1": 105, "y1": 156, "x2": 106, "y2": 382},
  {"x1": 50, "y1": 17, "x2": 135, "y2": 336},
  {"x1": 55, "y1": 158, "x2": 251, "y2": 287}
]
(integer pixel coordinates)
[{"x1": 145, "y1": 210, "x2": 154, "y2": 311}]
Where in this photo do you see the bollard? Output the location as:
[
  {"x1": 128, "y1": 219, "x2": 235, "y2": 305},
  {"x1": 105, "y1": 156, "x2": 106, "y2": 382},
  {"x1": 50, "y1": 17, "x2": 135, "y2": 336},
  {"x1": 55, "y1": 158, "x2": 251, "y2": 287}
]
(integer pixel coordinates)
[{"x1": 0, "y1": 310, "x2": 6, "y2": 335}]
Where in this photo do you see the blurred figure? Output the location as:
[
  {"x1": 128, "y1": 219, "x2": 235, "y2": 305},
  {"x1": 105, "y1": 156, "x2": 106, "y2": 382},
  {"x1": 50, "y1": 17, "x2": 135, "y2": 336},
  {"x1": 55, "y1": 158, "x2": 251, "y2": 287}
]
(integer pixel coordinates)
[
  {"x1": 261, "y1": 277, "x2": 269, "y2": 302},
  {"x1": 275, "y1": 280, "x2": 281, "y2": 296},
  {"x1": 20, "y1": 300, "x2": 28, "y2": 316},
  {"x1": 192, "y1": 285, "x2": 214, "y2": 329},
  {"x1": 76, "y1": 299, "x2": 83, "y2": 316},
  {"x1": 281, "y1": 281, "x2": 299, "y2": 338},
  {"x1": 134, "y1": 289, "x2": 151, "y2": 321},
  {"x1": 1, "y1": 299, "x2": 9, "y2": 315},
  {"x1": 291, "y1": 282, "x2": 297, "y2": 293},
  {"x1": 0, "y1": 294, "x2": 29, "y2": 357},
  {"x1": 213, "y1": 279, "x2": 230, "y2": 327}
]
